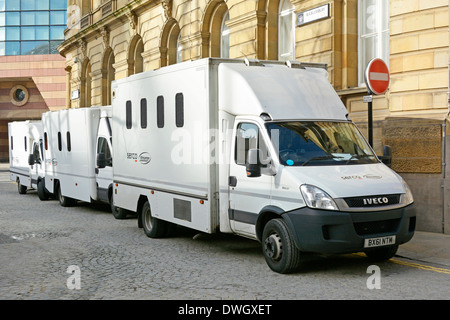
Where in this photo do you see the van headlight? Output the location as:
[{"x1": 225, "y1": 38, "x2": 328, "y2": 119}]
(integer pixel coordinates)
[
  {"x1": 300, "y1": 184, "x2": 338, "y2": 211},
  {"x1": 401, "y1": 178, "x2": 414, "y2": 205}
]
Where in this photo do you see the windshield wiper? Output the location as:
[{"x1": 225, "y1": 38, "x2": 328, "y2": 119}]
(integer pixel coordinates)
[
  {"x1": 301, "y1": 155, "x2": 343, "y2": 166},
  {"x1": 345, "y1": 154, "x2": 376, "y2": 165}
]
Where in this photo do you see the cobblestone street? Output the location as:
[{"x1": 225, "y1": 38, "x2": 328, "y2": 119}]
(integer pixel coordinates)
[{"x1": 1, "y1": 165, "x2": 449, "y2": 300}]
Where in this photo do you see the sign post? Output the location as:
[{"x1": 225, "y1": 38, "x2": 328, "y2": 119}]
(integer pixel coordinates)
[{"x1": 364, "y1": 58, "x2": 390, "y2": 147}]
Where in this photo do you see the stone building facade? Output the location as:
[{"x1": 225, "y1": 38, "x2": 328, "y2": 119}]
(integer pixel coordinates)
[{"x1": 58, "y1": 0, "x2": 450, "y2": 233}]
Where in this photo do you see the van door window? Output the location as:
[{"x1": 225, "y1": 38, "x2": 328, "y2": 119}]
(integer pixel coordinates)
[
  {"x1": 33, "y1": 142, "x2": 41, "y2": 164},
  {"x1": 235, "y1": 122, "x2": 269, "y2": 166},
  {"x1": 97, "y1": 137, "x2": 112, "y2": 166}
]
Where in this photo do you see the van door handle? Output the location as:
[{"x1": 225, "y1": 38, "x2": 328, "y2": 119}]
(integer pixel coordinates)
[{"x1": 229, "y1": 176, "x2": 237, "y2": 187}]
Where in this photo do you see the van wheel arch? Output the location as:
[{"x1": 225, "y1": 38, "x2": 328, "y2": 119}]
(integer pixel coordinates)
[{"x1": 256, "y1": 206, "x2": 285, "y2": 242}]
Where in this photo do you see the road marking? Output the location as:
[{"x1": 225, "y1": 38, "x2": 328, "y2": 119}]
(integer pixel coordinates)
[
  {"x1": 353, "y1": 253, "x2": 450, "y2": 275},
  {"x1": 390, "y1": 259, "x2": 450, "y2": 275}
]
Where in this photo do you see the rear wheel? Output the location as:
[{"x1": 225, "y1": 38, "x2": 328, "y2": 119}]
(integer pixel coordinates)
[
  {"x1": 37, "y1": 179, "x2": 49, "y2": 201},
  {"x1": 56, "y1": 182, "x2": 76, "y2": 207},
  {"x1": 141, "y1": 201, "x2": 168, "y2": 238},
  {"x1": 262, "y1": 218, "x2": 301, "y2": 274},
  {"x1": 17, "y1": 180, "x2": 27, "y2": 194},
  {"x1": 110, "y1": 196, "x2": 129, "y2": 219}
]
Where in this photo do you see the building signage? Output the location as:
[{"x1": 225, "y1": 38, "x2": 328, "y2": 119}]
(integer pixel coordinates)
[
  {"x1": 297, "y1": 4, "x2": 330, "y2": 27},
  {"x1": 71, "y1": 89, "x2": 80, "y2": 100}
]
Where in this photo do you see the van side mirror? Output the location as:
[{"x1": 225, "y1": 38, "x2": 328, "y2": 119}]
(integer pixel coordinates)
[
  {"x1": 28, "y1": 154, "x2": 35, "y2": 165},
  {"x1": 380, "y1": 145, "x2": 392, "y2": 167},
  {"x1": 97, "y1": 153, "x2": 106, "y2": 169},
  {"x1": 246, "y1": 149, "x2": 262, "y2": 178}
]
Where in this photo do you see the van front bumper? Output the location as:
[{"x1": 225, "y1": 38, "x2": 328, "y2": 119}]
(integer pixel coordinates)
[{"x1": 282, "y1": 204, "x2": 416, "y2": 254}]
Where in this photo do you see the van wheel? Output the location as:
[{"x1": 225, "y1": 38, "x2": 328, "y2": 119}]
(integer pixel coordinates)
[
  {"x1": 364, "y1": 245, "x2": 399, "y2": 261},
  {"x1": 141, "y1": 201, "x2": 167, "y2": 238},
  {"x1": 37, "y1": 180, "x2": 49, "y2": 201},
  {"x1": 262, "y1": 218, "x2": 301, "y2": 274},
  {"x1": 56, "y1": 182, "x2": 76, "y2": 207},
  {"x1": 17, "y1": 180, "x2": 27, "y2": 194},
  {"x1": 110, "y1": 197, "x2": 128, "y2": 219}
]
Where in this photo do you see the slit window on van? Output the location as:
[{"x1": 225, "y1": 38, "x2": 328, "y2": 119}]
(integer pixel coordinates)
[
  {"x1": 10, "y1": 136, "x2": 13, "y2": 150},
  {"x1": 24, "y1": 136, "x2": 27, "y2": 152},
  {"x1": 57, "y1": 132, "x2": 62, "y2": 151},
  {"x1": 175, "y1": 93, "x2": 184, "y2": 127},
  {"x1": 126, "y1": 100, "x2": 132, "y2": 129},
  {"x1": 157, "y1": 95, "x2": 164, "y2": 128},
  {"x1": 66, "y1": 132, "x2": 71, "y2": 152},
  {"x1": 44, "y1": 132, "x2": 48, "y2": 150},
  {"x1": 140, "y1": 98, "x2": 147, "y2": 129}
]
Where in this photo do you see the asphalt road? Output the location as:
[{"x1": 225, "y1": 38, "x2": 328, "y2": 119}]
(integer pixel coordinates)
[{"x1": 0, "y1": 166, "x2": 449, "y2": 301}]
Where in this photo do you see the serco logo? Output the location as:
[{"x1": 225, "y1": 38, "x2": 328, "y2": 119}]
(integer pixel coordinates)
[
  {"x1": 362, "y1": 197, "x2": 389, "y2": 206},
  {"x1": 139, "y1": 152, "x2": 151, "y2": 164}
]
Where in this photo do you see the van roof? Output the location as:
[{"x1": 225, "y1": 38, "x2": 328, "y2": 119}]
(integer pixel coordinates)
[{"x1": 218, "y1": 62, "x2": 348, "y2": 121}]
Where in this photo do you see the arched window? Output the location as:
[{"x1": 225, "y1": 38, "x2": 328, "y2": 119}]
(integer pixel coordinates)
[
  {"x1": 102, "y1": 48, "x2": 115, "y2": 105},
  {"x1": 80, "y1": 59, "x2": 91, "y2": 108},
  {"x1": 221, "y1": 12, "x2": 230, "y2": 58},
  {"x1": 278, "y1": 0, "x2": 295, "y2": 61},
  {"x1": 202, "y1": 1, "x2": 229, "y2": 58},
  {"x1": 176, "y1": 33, "x2": 182, "y2": 63},
  {"x1": 129, "y1": 35, "x2": 144, "y2": 75}
]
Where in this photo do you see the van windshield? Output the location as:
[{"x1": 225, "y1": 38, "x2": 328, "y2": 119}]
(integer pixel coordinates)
[{"x1": 265, "y1": 121, "x2": 378, "y2": 166}]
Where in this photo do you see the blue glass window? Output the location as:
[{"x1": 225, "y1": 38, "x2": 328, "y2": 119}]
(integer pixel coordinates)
[
  {"x1": 50, "y1": 26, "x2": 64, "y2": 40},
  {"x1": 5, "y1": 42, "x2": 20, "y2": 55},
  {"x1": 6, "y1": 0, "x2": 20, "y2": 11},
  {"x1": 6, "y1": 12, "x2": 20, "y2": 25},
  {"x1": 21, "y1": 40, "x2": 48, "y2": 54},
  {"x1": 6, "y1": 27, "x2": 20, "y2": 40},
  {"x1": 22, "y1": 26, "x2": 49, "y2": 40},
  {"x1": 21, "y1": 0, "x2": 49, "y2": 11},
  {"x1": 50, "y1": 11, "x2": 65, "y2": 25},
  {"x1": 50, "y1": 0, "x2": 65, "y2": 10}
]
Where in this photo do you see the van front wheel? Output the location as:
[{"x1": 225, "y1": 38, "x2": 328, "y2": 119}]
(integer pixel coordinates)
[
  {"x1": 262, "y1": 218, "x2": 301, "y2": 274},
  {"x1": 141, "y1": 201, "x2": 167, "y2": 238}
]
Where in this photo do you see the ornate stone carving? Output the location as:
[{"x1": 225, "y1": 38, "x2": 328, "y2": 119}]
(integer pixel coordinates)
[
  {"x1": 162, "y1": 0, "x2": 172, "y2": 20},
  {"x1": 101, "y1": 26, "x2": 110, "y2": 49}
]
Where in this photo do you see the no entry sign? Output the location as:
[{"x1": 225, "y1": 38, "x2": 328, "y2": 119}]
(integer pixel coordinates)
[{"x1": 365, "y1": 58, "x2": 390, "y2": 95}]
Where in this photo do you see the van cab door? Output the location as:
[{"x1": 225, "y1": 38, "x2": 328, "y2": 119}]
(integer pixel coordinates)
[
  {"x1": 229, "y1": 120, "x2": 273, "y2": 238},
  {"x1": 95, "y1": 136, "x2": 113, "y2": 203}
]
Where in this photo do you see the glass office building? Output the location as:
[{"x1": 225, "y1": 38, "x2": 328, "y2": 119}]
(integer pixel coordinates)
[{"x1": 0, "y1": 0, "x2": 66, "y2": 56}]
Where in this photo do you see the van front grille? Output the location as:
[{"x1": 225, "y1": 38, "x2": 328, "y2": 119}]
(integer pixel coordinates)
[{"x1": 344, "y1": 194, "x2": 401, "y2": 208}]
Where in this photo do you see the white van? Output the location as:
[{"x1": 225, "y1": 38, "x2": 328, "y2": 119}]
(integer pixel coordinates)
[
  {"x1": 112, "y1": 58, "x2": 415, "y2": 273},
  {"x1": 8, "y1": 120, "x2": 48, "y2": 200},
  {"x1": 41, "y1": 106, "x2": 125, "y2": 218}
]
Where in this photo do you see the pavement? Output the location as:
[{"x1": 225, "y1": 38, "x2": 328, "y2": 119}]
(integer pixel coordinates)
[{"x1": 1, "y1": 161, "x2": 449, "y2": 270}]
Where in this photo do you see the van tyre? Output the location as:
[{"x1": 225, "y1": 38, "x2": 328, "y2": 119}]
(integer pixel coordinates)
[
  {"x1": 37, "y1": 179, "x2": 49, "y2": 201},
  {"x1": 141, "y1": 201, "x2": 167, "y2": 238},
  {"x1": 262, "y1": 218, "x2": 301, "y2": 274},
  {"x1": 17, "y1": 180, "x2": 27, "y2": 194},
  {"x1": 110, "y1": 197, "x2": 129, "y2": 220},
  {"x1": 364, "y1": 245, "x2": 399, "y2": 261},
  {"x1": 56, "y1": 182, "x2": 76, "y2": 207}
]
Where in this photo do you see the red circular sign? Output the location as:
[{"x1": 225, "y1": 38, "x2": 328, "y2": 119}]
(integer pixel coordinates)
[{"x1": 365, "y1": 58, "x2": 390, "y2": 95}]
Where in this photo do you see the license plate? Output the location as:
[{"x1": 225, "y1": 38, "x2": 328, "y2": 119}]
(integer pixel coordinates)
[{"x1": 364, "y1": 235, "x2": 396, "y2": 248}]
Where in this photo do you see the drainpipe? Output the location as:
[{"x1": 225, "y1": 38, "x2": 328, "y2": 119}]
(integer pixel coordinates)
[{"x1": 443, "y1": 4, "x2": 450, "y2": 234}]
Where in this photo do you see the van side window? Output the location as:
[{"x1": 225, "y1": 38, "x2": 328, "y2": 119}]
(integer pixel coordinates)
[
  {"x1": 140, "y1": 98, "x2": 147, "y2": 129},
  {"x1": 57, "y1": 132, "x2": 62, "y2": 151},
  {"x1": 10, "y1": 136, "x2": 13, "y2": 150},
  {"x1": 157, "y1": 95, "x2": 164, "y2": 128},
  {"x1": 97, "y1": 137, "x2": 112, "y2": 166},
  {"x1": 33, "y1": 142, "x2": 41, "y2": 163},
  {"x1": 24, "y1": 136, "x2": 27, "y2": 152},
  {"x1": 126, "y1": 100, "x2": 132, "y2": 129},
  {"x1": 44, "y1": 132, "x2": 48, "y2": 150},
  {"x1": 235, "y1": 123, "x2": 269, "y2": 166},
  {"x1": 175, "y1": 93, "x2": 184, "y2": 127},
  {"x1": 66, "y1": 132, "x2": 71, "y2": 152}
]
